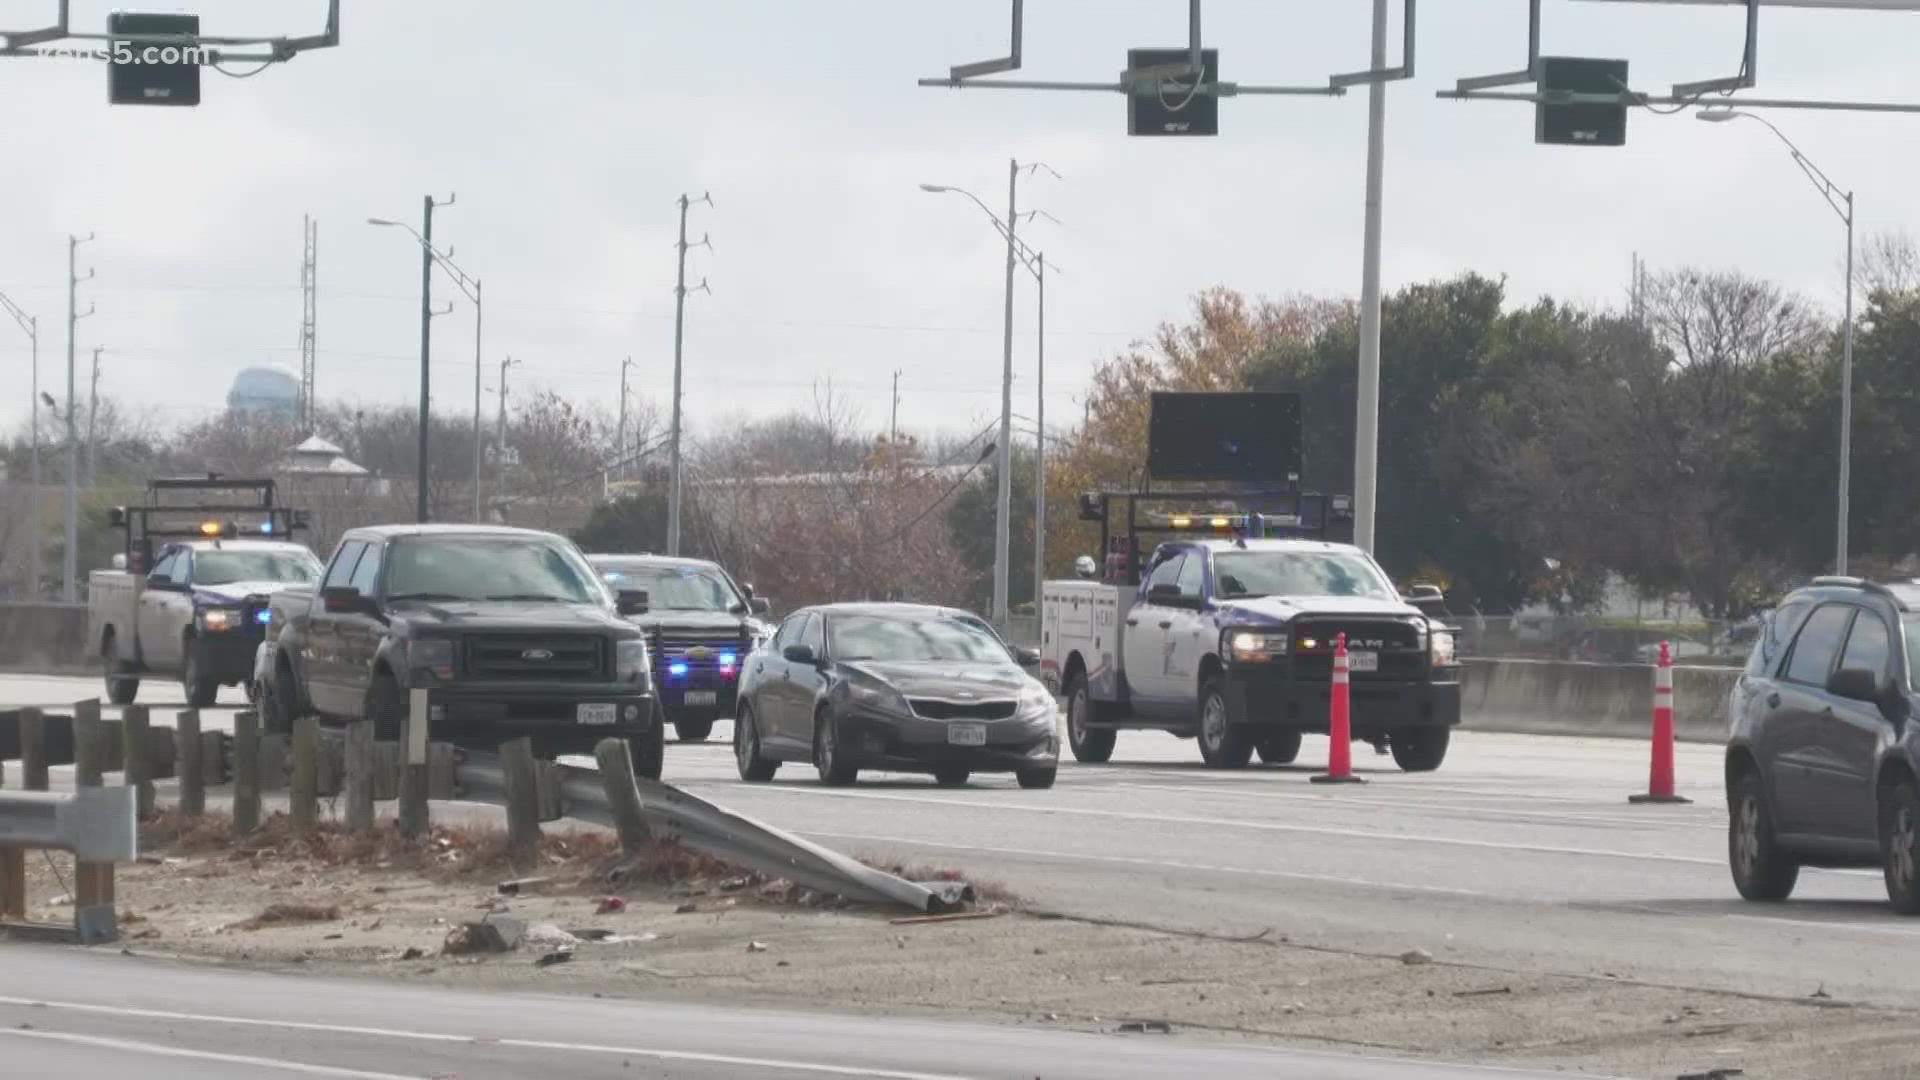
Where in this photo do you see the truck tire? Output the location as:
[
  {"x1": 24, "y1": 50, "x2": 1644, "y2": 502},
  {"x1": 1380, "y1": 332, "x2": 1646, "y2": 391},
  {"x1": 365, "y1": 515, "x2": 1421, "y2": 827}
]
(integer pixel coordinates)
[
  {"x1": 674, "y1": 717, "x2": 716, "y2": 743},
  {"x1": 1388, "y1": 727, "x2": 1450, "y2": 772},
  {"x1": 813, "y1": 708, "x2": 858, "y2": 787},
  {"x1": 1065, "y1": 671, "x2": 1116, "y2": 765},
  {"x1": 102, "y1": 633, "x2": 140, "y2": 706},
  {"x1": 1256, "y1": 731, "x2": 1303, "y2": 765},
  {"x1": 733, "y1": 703, "x2": 778, "y2": 782},
  {"x1": 1197, "y1": 676, "x2": 1253, "y2": 769},
  {"x1": 182, "y1": 637, "x2": 220, "y2": 709},
  {"x1": 365, "y1": 672, "x2": 405, "y2": 741},
  {"x1": 261, "y1": 671, "x2": 293, "y2": 736},
  {"x1": 630, "y1": 705, "x2": 666, "y2": 782}
]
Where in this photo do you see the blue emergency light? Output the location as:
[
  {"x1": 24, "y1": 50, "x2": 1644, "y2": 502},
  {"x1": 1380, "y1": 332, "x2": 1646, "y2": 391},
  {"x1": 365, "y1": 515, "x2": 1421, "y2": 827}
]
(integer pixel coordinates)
[
  {"x1": 255, "y1": 609, "x2": 272, "y2": 625},
  {"x1": 668, "y1": 661, "x2": 689, "y2": 678}
]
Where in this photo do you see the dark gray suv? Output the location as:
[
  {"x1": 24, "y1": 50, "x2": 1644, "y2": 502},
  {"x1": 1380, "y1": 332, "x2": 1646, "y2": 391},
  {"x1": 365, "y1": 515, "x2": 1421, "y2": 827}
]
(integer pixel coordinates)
[{"x1": 1726, "y1": 577, "x2": 1920, "y2": 912}]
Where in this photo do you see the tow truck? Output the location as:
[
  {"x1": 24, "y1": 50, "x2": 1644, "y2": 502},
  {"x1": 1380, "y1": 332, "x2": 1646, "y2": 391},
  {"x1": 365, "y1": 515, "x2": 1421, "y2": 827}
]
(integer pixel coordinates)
[
  {"x1": 87, "y1": 477, "x2": 319, "y2": 708},
  {"x1": 1039, "y1": 489, "x2": 1462, "y2": 772}
]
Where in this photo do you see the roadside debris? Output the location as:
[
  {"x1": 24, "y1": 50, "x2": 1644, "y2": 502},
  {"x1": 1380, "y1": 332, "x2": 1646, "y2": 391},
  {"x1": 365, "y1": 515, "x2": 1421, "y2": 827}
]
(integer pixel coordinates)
[
  {"x1": 232, "y1": 903, "x2": 341, "y2": 931},
  {"x1": 890, "y1": 908, "x2": 1005, "y2": 926},
  {"x1": 1677, "y1": 1070, "x2": 1744, "y2": 1080},
  {"x1": 1117, "y1": 1020, "x2": 1173, "y2": 1035},
  {"x1": 1454, "y1": 986, "x2": 1512, "y2": 998},
  {"x1": 595, "y1": 896, "x2": 627, "y2": 914},
  {"x1": 497, "y1": 876, "x2": 553, "y2": 897},
  {"x1": 1398, "y1": 949, "x2": 1433, "y2": 966},
  {"x1": 534, "y1": 948, "x2": 574, "y2": 968},
  {"x1": 523, "y1": 924, "x2": 579, "y2": 951},
  {"x1": 747, "y1": 941, "x2": 769, "y2": 953},
  {"x1": 443, "y1": 914, "x2": 525, "y2": 955}
]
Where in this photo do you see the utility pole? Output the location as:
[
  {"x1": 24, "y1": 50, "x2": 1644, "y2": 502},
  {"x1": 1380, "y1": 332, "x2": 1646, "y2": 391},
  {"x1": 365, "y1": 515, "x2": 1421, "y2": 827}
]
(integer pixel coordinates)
[
  {"x1": 993, "y1": 157, "x2": 1019, "y2": 627},
  {"x1": 63, "y1": 233, "x2": 96, "y2": 605},
  {"x1": 495, "y1": 355, "x2": 519, "y2": 507},
  {"x1": 416, "y1": 193, "x2": 455, "y2": 523},
  {"x1": 85, "y1": 346, "x2": 102, "y2": 488},
  {"x1": 617, "y1": 356, "x2": 635, "y2": 481},
  {"x1": 470, "y1": 278, "x2": 483, "y2": 522},
  {"x1": 300, "y1": 215, "x2": 318, "y2": 428},
  {"x1": 1032, "y1": 251, "x2": 1046, "y2": 616},
  {"x1": 890, "y1": 370, "x2": 901, "y2": 449},
  {"x1": 0, "y1": 293, "x2": 39, "y2": 597},
  {"x1": 668, "y1": 192, "x2": 713, "y2": 557},
  {"x1": 1351, "y1": 0, "x2": 1388, "y2": 556}
]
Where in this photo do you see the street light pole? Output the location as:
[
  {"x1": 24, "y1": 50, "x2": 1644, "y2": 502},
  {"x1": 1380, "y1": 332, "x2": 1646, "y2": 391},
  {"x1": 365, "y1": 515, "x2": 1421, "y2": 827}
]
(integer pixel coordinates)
[
  {"x1": 994, "y1": 158, "x2": 1019, "y2": 627},
  {"x1": 668, "y1": 193, "x2": 713, "y2": 558},
  {"x1": 63, "y1": 233, "x2": 96, "y2": 605},
  {"x1": 415, "y1": 195, "x2": 439, "y2": 523},
  {"x1": 471, "y1": 279, "x2": 483, "y2": 522},
  {"x1": 1032, "y1": 251, "x2": 1046, "y2": 619},
  {"x1": 1352, "y1": 0, "x2": 1388, "y2": 556},
  {"x1": 1697, "y1": 108, "x2": 1854, "y2": 574},
  {"x1": 86, "y1": 346, "x2": 101, "y2": 488},
  {"x1": 370, "y1": 209, "x2": 477, "y2": 522},
  {"x1": 0, "y1": 294, "x2": 39, "y2": 597},
  {"x1": 496, "y1": 355, "x2": 519, "y2": 498}
]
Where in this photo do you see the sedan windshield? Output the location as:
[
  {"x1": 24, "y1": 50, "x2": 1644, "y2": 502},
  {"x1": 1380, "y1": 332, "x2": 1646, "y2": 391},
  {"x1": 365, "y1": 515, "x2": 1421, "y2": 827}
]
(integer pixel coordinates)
[
  {"x1": 829, "y1": 614, "x2": 1013, "y2": 665},
  {"x1": 597, "y1": 563, "x2": 741, "y2": 612},
  {"x1": 1212, "y1": 550, "x2": 1398, "y2": 602},
  {"x1": 195, "y1": 550, "x2": 322, "y2": 587},
  {"x1": 386, "y1": 538, "x2": 602, "y2": 605}
]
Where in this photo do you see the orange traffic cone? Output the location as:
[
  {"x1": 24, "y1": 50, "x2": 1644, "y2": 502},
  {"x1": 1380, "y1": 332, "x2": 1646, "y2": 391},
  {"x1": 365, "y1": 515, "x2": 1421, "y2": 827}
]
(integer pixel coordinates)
[
  {"x1": 1629, "y1": 640, "x2": 1690, "y2": 804},
  {"x1": 1312, "y1": 632, "x2": 1365, "y2": 785}
]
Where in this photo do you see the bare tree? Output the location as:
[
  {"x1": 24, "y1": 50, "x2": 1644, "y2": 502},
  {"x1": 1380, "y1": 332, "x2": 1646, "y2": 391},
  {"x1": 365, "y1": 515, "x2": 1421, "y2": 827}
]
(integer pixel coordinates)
[{"x1": 1856, "y1": 228, "x2": 1920, "y2": 299}]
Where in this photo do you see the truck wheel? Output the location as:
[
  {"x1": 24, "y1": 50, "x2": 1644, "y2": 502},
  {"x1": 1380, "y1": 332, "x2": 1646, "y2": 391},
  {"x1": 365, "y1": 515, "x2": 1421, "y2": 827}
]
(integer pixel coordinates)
[
  {"x1": 1388, "y1": 727, "x2": 1451, "y2": 772},
  {"x1": 260, "y1": 673, "x2": 293, "y2": 737},
  {"x1": 102, "y1": 633, "x2": 140, "y2": 706},
  {"x1": 675, "y1": 717, "x2": 716, "y2": 743},
  {"x1": 365, "y1": 673, "x2": 405, "y2": 741},
  {"x1": 1731, "y1": 768, "x2": 1798, "y2": 903},
  {"x1": 733, "y1": 704, "x2": 778, "y2": 783},
  {"x1": 182, "y1": 638, "x2": 220, "y2": 709},
  {"x1": 1065, "y1": 671, "x2": 1116, "y2": 764},
  {"x1": 1197, "y1": 677, "x2": 1253, "y2": 769},
  {"x1": 813, "y1": 709, "x2": 858, "y2": 787},
  {"x1": 1256, "y1": 731, "x2": 1303, "y2": 765},
  {"x1": 630, "y1": 704, "x2": 666, "y2": 782}
]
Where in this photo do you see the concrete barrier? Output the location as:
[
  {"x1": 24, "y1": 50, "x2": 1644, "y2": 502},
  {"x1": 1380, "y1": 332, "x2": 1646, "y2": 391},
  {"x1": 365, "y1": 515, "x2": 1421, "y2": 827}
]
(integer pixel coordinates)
[
  {"x1": 1462, "y1": 658, "x2": 1736, "y2": 745},
  {"x1": 0, "y1": 603, "x2": 90, "y2": 674}
]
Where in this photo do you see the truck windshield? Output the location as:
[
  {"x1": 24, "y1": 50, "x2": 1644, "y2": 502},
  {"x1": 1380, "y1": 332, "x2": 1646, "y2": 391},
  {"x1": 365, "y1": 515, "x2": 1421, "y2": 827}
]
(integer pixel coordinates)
[
  {"x1": 1212, "y1": 550, "x2": 1398, "y2": 602},
  {"x1": 195, "y1": 550, "x2": 322, "y2": 587},
  {"x1": 829, "y1": 614, "x2": 1014, "y2": 665},
  {"x1": 386, "y1": 538, "x2": 603, "y2": 605},
  {"x1": 596, "y1": 563, "x2": 742, "y2": 612}
]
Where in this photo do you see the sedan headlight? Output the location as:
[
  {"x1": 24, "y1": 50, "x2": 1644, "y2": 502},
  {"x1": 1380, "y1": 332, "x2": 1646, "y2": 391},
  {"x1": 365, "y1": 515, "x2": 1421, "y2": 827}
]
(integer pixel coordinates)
[
  {"x1": 408, "y1": 638, "x2": 455, "y2": 681},
  {"x1": 1430, "y1": 627, "x2": 1458, "y2": 667},
  {"x1": 616, "y1": 639, "x2": 651, "y2": 683},
  {"x1": 1019, "y1": 682, "x2": 1058, "y2": 716},
  {"x1": 1228, "y1": 629, "x2": 1288, "y2": 662},
  {"x1": 849, "y1": 679, "x2": 912, "y2": 716},
  {"x1": 197, "y1": 607, "x2": 241, "y2": 632}
]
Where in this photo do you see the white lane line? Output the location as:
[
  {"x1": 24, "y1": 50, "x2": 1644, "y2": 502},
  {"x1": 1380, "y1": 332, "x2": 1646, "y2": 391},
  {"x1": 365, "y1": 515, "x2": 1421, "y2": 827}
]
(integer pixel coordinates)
[
  {"x1": 1723, "y1": 913, "x2": 1920, "y2": 938},
  {"x1": 803, "y1": 830, "x2": 1491, "y2": 897},
  {"x1": 1110, "y1": 781, "x2": 1723, "y2": 830},
  {"x1": 740, "y1": 784, "x2": 1727, "y2": 868},
  {"x1": 0, "y1": 1028, "x2": 422, "y2": 1079},
  {"x1": 0, "y1": 998, "x2": 972, "y2": 1080}
]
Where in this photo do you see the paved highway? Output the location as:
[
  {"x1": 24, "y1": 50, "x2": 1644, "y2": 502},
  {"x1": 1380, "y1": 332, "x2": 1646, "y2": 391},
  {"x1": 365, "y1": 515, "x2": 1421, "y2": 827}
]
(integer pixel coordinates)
[
  {"x1": 0, "y1": 945, "x2": 1561, "y2": 1079},
  {"x1": 3, "y1": 675, "x2": 1913, "y2": 1015}
]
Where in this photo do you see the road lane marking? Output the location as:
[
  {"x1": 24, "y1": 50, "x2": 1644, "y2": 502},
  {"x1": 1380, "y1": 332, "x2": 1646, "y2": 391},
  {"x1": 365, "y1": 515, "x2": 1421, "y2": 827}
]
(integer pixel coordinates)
[
  {"x1": 1724, "y1": 913, "x2": 1920, "y2": 938},
  {"x1": 728, "y1": 784, "x2": 1729, "y2": 867},
  {"x1": 1109, "y1": 781, "x2": 1724, "y2": 830},
  {"x1": 803, "y1": 830, "x2": 1491, "y2": 897},
  {"x1": 0, "y1": 998, "x2": 974, "y2": 1080},
  {"x1": 0, "y1": 1028, "x2": 421, "y2": 1079}
]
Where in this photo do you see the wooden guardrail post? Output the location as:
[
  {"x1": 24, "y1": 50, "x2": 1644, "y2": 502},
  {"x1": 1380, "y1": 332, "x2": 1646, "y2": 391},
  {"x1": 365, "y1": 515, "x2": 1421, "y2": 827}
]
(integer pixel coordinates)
[
  {"x1": 259, "y1": 733, "x2": 289, "y2": 793},
  {"x1": 593, "y1": 738, "x2": 654, "y2": 855},
  {"x1": 19, "y1": 707, "x2": 48, "y2": 792},
  {"x1": 290, "y1": 714, "x2": 319, "y2": 835},
  {"x1": 397, "y1": 690, "x2": 430, "y2": 837},
  {"x1": 0, "y1": 846, "x2": 23, "y2": 920},
  {"x1": 201, "y1": 730, "x2": 228, "y2": 785},
  {"x1": 176, "y1": 710, "x2": 204, "y2": 816},
  {"x1": 70, "y1": 699, "x2": 114, "y2": 931},
  {"x1": 500, "y1": 737, "x2": 542, "y2": 859},
  {"x1": 344, "y1": 720, "x2": 375, "y2": 834},
  {"x1": 427, "y1": 742, "x2": 456, "y2": 801},
  {"x1": 232, "y1": 710, "x2": 261, "y2": 836}
]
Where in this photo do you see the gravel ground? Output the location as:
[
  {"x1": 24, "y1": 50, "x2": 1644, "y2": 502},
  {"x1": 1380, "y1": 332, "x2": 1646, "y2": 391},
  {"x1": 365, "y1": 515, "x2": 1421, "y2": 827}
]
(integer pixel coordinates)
[{"x1": 11, "y1": 813, "x2": 1920, "y2": 1080}]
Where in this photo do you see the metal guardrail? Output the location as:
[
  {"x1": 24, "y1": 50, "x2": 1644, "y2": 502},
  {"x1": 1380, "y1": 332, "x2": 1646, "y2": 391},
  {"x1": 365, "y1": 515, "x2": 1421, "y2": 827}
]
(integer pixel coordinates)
[
  {"x1": 453, "y1": 752, "x2": 970, "y2": 913},
  {"x1": 0, "y1": 788, "x2": 138, "y2": 863}
]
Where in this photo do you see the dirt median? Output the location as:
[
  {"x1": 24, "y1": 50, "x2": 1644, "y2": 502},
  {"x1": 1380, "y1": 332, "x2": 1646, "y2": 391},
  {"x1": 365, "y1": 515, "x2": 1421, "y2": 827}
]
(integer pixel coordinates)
[{"x1": 10, "y1": 810, "x2": 1920, "y2": 1080}]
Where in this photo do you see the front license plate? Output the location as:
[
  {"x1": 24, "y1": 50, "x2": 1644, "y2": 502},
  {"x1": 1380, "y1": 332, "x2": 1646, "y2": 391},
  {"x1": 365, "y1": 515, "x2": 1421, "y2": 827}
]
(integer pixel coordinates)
[
  {"x1": 577, "y1": 703, "x2": 618, "y2": 725},
  {"x1": 684, "y1": 690, "x2": 717, "y2": 707},
  {"x1": 947, "y1": 723, "x2": 988, "y2": 747},
  {"x1": 1347, "y1": 651, "x2": 1379, "y2": 673}
]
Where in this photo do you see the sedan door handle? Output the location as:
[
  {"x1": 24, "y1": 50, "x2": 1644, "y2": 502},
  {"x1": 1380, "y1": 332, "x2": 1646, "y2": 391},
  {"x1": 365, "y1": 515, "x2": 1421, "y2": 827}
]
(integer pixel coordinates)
[{"x1": 1767, "y1": 693, "x2": 1781, "y2": 709}]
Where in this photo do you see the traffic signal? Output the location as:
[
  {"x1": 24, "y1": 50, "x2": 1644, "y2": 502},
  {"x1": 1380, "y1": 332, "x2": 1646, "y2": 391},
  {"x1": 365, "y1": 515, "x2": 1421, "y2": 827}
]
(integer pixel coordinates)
[
  {"x1": 1126, "y1": 48, "x2": 1219, "y2": 137},
  {"x1": 1535, "y1": 57, "x2": 1628, "y2": 147},
  {"x1": 107, "y1": 12, "x2": 202, "y2": 107}
]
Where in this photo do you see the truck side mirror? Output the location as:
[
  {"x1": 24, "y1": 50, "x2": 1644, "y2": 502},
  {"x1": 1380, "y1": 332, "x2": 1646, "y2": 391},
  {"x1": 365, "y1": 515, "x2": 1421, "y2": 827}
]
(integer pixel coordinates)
[
  {"x1": 616, "y1": 589, "x2": 650, "y2": 616},
  {"x1": 1147, "y1": 583, "x2": 1182, "y2": 604},
  {"x1": 322, "y1": 585, "x2": 367, "y2": 614},
  {"x1": 750, "y1": 596, "x2": 772, "y2": 615}
]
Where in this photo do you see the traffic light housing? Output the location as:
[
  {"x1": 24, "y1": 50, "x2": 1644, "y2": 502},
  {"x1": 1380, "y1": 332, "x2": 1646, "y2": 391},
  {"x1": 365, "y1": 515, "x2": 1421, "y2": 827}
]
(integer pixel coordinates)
[{"x1": 1535, "y1": 57, "x2": 1627, "y2": 147}]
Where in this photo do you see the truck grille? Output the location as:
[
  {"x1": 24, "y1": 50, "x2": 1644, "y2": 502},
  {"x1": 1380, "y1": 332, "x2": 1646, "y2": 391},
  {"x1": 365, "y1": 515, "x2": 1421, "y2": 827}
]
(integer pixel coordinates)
[
  {"x1": 1291, "y1": 618, "x2": 1425, "y2": 680},
  {"x1": 464, "y1": 635, "x2": 607, "y2": 681},
  {"x1": 647, "y1": 628, "x2": 749, "y2": 681},
  {"x1": 909, "y1": 699, "x2": 1018, "y2": 721}
]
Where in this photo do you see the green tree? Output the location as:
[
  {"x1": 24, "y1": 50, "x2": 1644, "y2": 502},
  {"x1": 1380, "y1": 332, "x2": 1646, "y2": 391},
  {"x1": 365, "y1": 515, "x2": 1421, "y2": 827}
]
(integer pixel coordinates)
[
  {"x1": 572, "y1": 492, "x2": 670, "y2": 556},
  {"x1": 945, "y1": 449, "x2": 1036, "y2": 614}
]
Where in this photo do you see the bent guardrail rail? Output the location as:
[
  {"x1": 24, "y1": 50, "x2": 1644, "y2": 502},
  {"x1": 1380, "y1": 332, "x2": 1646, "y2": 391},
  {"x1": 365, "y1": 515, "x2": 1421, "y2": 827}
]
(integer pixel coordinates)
[{"x1": 0, "y1": 785, "x2": 137, "y2": 945}]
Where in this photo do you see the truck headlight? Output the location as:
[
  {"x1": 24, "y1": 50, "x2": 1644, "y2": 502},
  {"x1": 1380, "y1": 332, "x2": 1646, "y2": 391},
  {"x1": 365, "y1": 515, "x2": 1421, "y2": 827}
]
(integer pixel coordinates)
[
  {"x1": 1228, "y1": 629, "x2": 1288, "y2": 662},
  {"x1": 198, "y1": 607, "x2": 240, "y2": 632},
  {"x1": 1430, "y1": 628, "x2": 1458, "y2": 667},
  {"x1": 408, "y1": 638, "x2": 455, "y2": 681},
  {"x1": 616, "y1": 639, "x2": 651, "y2": 684}
]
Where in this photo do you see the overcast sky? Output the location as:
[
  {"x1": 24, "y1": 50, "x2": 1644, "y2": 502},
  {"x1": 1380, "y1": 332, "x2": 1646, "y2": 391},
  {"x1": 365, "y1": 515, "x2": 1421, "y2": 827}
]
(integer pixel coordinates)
[{"x1": 0, "y1": 0, "x2": 1914, "y2": 448}]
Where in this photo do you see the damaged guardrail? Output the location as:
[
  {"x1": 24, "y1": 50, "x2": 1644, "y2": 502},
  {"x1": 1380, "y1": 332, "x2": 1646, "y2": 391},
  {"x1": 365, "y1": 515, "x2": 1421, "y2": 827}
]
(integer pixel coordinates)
[
  {"x1": 454, "y1": 748, "x2": 971, "y2": 914},
  {"x1": 0, "y1": 786, "x2": 136, "y2": 945}
]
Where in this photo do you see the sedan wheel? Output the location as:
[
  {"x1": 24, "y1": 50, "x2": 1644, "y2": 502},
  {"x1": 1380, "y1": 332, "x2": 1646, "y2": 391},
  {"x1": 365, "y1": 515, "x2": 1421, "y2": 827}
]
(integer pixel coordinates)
[
  {"x1": 733, "y1": 705, "x2": 777, "y2": 783},
  {"x1": 813, "y1": 710, "x2": 858, "y2": 787}
]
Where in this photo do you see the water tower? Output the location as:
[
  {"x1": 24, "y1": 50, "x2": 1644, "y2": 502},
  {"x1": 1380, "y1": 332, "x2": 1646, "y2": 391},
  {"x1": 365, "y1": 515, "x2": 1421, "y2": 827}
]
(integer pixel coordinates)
[{"x1": 226, "y1": 365, "x2": 300, "y2": 419}]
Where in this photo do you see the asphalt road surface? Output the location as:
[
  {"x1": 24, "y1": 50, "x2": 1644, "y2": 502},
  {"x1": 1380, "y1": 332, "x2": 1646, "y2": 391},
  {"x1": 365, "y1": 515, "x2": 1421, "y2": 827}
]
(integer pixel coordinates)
[
  {"x1": 3, "y1": 675, "x2": 1914, "y2": 1029},
  {"x1": 0, "y1": 945, "x2": 1561, "y2": 1079}
]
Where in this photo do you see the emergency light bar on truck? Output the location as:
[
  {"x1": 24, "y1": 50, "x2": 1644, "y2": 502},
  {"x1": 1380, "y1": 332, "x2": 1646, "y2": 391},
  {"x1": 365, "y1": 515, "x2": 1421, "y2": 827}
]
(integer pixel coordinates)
[
  {"x1": 106, "y1": 475, "x2": 309, "y2": 574},
  {"x1": 1076, "y1": 487, "x2": 1356, "y2": 587}
]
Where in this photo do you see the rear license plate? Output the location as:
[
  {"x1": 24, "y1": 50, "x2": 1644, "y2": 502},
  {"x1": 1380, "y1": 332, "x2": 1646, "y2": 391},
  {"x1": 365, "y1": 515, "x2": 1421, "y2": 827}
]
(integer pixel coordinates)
[
  {"x1": 947, "y1": 723, "x2": 987, "y2": 747},
  {"x1": 577, "y1": 703, "x2": 618, "y2": 725},
  {"x1": 684, "y1": 690, "x2": 717, "y2": 707},
  {"x1": 1347, "y1": 651, "x2": 1379, "y2": 673}
]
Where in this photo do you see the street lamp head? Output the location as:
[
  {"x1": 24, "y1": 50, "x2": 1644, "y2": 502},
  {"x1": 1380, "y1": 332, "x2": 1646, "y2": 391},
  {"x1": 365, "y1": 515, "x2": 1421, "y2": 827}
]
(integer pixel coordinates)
[
  {"x1": 367, "y1": 217, "x2": 399, "y2": 227},
  {"x1": 1696, "y1": 109, "x2": 1743, "y2": 124},
  {"x1": 918, "y1": 183, "x2": 953, "y2": 194}
]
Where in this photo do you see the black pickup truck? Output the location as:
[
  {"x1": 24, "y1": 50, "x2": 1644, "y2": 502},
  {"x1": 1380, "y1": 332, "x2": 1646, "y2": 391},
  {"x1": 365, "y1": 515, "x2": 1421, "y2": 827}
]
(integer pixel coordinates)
[{"x1": 260, "y1": 524, "x2": 664, "y2": 776}]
